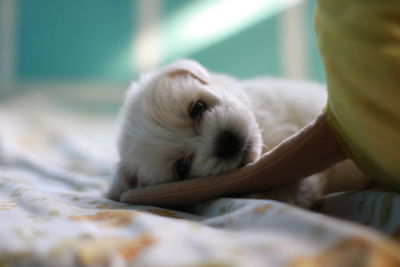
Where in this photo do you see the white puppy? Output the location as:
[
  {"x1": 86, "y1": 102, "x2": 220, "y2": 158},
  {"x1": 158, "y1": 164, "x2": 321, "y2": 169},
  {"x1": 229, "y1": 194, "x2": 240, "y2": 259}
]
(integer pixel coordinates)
[{"x1": 107, "y1": 59, "x2": 369, "y2": 207}]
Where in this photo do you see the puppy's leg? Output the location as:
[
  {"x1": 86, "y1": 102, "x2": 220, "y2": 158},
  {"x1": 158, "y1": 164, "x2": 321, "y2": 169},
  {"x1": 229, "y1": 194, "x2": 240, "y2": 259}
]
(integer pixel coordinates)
[
  {"x1": 320, "y1": 160, "x2": 372, "y2": 195},
  {"x1": 244, "y1": 161, "x2": 371, "y2": 208},
  {"x1": 243, "y1": 175, "x2": 324, "y2": 208}
]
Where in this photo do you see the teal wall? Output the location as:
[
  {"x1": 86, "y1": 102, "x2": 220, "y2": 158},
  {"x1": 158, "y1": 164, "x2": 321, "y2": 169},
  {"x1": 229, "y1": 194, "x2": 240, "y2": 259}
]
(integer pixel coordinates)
[
  {"x1": 188, "y1": 15, "x2": 280, "y2": 79},
  {"x1": 17, "y1": 0, "x2": 134, "y2": 82},
  {"x1": 13, "y1": 0, "x2": 324, "y2": 84}
]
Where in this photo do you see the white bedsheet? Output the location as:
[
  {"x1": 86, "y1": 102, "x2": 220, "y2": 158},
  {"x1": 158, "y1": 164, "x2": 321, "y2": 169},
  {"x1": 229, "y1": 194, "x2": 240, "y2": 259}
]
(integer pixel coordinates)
[{"x1": 1, "y1": 102, "x2": 400, "y2": 267}]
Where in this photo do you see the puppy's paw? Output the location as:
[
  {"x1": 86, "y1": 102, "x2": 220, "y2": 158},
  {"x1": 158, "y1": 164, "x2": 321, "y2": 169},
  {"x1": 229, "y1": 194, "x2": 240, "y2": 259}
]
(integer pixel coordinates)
[{"x1": 106, "y1": 164, "x2": 138, "y2": 201}]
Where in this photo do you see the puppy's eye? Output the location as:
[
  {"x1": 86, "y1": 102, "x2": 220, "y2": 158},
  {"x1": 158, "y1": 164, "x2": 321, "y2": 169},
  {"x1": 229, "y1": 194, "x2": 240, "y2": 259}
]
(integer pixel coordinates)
[
  {"x1": 174, "y1": 157, "x2": 192, "y2": 180},
  {"x1": 190, "y1": 100, "x2": 207, "y2": 120}
]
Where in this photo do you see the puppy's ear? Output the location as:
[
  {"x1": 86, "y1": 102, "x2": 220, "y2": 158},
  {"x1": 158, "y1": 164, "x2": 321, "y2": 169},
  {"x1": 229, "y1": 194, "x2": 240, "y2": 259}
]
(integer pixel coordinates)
[
  {"x1": 106, "y1": 164, "x2": 138, "y2": 201},
  {"x1": 163, "y1": 59, "x2": 210, "y2": 84}
]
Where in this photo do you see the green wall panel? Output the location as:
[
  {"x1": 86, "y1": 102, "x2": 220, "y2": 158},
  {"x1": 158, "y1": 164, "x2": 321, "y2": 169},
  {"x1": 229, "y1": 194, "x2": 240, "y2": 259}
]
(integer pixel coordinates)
[
  {"x1": 17, "y1": 0, "x2": 134, "y2": 82},
  {"x1": 187, "y1": 15, "x2": 280, "y2": 79}
]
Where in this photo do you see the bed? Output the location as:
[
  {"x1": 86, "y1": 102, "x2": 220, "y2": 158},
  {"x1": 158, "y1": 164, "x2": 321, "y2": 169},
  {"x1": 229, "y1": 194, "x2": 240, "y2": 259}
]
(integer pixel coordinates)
[{"x1": 0, "y1": 95, "x2": 399, "y2": 267}]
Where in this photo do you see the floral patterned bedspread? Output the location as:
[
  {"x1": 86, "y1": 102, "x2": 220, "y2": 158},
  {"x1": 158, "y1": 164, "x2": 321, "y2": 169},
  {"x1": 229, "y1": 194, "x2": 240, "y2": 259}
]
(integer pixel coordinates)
[{"x1": 1, "y1": 98, "x2": 400, "y2": 267}]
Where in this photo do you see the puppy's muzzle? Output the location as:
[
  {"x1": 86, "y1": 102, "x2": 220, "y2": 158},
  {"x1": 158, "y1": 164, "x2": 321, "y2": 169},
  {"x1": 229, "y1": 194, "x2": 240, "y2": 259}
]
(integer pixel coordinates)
[{"x1": 214, "y1": 130, "x2": 245, "y2": 160}]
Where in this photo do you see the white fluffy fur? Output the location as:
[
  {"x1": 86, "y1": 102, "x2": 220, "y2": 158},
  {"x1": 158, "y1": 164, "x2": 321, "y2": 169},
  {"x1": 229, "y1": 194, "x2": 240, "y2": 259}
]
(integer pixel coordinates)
[{"x1": 107, "y1": 59, "x2": 369, "y2": 207}]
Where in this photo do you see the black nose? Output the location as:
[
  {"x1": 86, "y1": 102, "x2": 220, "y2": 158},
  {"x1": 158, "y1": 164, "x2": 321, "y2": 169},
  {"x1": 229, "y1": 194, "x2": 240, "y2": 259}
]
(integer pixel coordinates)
[{"x1": 215, "y1": 130, "x2": 244, "y2": 159}]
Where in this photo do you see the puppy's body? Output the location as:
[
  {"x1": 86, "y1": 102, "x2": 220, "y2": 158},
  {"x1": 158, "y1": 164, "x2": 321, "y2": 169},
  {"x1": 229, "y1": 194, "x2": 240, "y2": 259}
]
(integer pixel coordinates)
[{"x1": 108, "y1": 60, "x2": 369, "y2": 207}]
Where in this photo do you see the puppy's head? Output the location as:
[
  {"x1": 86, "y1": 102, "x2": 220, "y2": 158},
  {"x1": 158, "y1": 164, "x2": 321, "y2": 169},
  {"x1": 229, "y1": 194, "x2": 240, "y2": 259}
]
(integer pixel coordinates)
[{"x1": 107, "y1": 59, "x2": 262, "y2": 200}]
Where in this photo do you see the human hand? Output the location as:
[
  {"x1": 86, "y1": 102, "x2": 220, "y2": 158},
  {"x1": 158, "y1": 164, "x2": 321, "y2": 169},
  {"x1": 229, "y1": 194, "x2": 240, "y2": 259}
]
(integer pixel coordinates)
[{"x1": 120, "y1": 113, "x2": 345, "y2": 208}]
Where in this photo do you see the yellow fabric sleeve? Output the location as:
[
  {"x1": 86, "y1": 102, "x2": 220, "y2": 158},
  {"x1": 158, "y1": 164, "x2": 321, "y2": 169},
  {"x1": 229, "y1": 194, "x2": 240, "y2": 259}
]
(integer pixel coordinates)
[{"x1": 314, "y1": 0, "x2": 400, "y2": 189}]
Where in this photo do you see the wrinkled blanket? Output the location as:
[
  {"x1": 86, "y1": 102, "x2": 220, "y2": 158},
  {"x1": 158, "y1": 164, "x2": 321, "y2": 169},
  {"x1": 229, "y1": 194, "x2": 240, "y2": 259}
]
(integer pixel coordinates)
[{"x1": 1, "y1": 99, "x2": 400, "y2": 267}]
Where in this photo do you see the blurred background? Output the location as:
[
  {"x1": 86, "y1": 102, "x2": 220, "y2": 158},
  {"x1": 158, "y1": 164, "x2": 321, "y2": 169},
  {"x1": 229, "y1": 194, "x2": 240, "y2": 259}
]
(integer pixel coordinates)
[
  {"x1": 0, "y1": 0, "x2": 324, "y2": 115},
  {"x1": 0, "y1": 0, "x2": 327, "y2": 188}
]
